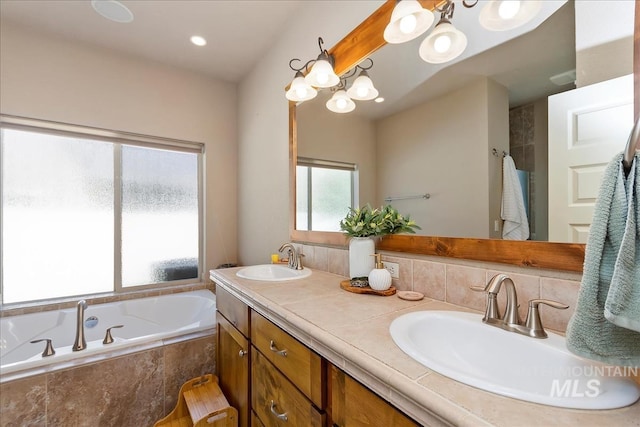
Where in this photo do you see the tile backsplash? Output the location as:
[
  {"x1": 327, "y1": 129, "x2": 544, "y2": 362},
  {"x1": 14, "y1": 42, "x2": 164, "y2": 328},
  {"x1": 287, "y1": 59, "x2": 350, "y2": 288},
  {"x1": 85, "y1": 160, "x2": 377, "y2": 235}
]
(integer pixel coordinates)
[{"x1": 297, "y1": 243, "x2": 582, "y2": 334}]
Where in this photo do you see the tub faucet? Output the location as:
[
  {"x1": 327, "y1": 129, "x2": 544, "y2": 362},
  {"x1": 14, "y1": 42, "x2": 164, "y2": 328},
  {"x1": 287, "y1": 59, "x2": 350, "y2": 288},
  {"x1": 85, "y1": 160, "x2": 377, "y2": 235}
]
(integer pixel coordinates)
[
  {"x1": 72, "y1": 299, "x2": 88, "y2": 351},
  {"x1": 278, "y1": 243, "x2": 303, "y2": 270}
]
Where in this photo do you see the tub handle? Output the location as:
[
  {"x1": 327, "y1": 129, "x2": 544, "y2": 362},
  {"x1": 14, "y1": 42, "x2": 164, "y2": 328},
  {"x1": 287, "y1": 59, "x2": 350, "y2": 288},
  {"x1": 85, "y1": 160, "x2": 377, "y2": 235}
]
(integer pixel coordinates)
[
  {"x1": 30, "y1": 338, "x2": 56, "y2": 357},
  {"x1": 103, "y1": 325, "x2": 124, "y2": 344}
]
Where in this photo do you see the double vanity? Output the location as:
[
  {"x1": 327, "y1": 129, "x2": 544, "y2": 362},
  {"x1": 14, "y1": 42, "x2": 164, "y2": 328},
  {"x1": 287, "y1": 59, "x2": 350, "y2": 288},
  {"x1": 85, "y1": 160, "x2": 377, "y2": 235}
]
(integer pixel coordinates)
[{"x1": 210, "y1": 265, "x2": 640, "y2": 426}]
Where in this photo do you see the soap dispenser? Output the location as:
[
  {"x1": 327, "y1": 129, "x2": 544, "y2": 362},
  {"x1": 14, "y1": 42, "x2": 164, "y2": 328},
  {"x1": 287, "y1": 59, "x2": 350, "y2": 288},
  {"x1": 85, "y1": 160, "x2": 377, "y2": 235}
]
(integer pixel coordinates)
[{"x1": 368, "y1": 254, "x2": 392, "y2": 291}]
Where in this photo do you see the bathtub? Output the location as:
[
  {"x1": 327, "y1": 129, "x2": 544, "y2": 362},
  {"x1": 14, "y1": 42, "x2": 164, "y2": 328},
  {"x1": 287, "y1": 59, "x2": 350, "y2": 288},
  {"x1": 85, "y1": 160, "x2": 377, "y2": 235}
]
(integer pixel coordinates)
[{"x1": 0, "y1": 289, "x2": 215, "y2": 382}]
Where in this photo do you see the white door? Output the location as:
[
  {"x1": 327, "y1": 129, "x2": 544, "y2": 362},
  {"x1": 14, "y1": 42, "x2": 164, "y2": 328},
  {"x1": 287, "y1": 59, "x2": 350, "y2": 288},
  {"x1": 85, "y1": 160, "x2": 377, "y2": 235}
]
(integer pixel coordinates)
[{"x1": 548, "y1": 74, "x2": 634, "y2": 243}]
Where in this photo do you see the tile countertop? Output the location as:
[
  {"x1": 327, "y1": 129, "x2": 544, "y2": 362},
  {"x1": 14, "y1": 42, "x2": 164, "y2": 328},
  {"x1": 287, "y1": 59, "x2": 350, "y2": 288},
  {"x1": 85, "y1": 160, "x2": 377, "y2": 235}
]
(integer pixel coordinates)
[{"x1": 209, "y1": 267, "x2": 640, "y2": 427}]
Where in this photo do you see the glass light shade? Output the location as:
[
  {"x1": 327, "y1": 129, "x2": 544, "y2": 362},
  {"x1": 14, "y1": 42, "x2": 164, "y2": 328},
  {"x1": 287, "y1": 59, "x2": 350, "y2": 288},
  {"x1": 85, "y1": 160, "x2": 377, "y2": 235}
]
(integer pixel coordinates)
[
  {"x1": 419, "y1": 21, "x2": 467, "y2": 64},
  {"x1": 346, "y1": 71, "x2": 379, "y2": 101},
  {"x1": 479, "y1": 1, "x2": 542, "y2": 31},
  {"x1": 384, "y1": 0, "x2": 435, "y2": 44},
  {"x1": 286, "y1": 73, "x2": 318, "y2": 102},
  {"x1": 305, "y1": 58, "x2": 340, "y2": 88},
  {"x1": 326, "y1": 90, "x2": 356, "y2": 113}
]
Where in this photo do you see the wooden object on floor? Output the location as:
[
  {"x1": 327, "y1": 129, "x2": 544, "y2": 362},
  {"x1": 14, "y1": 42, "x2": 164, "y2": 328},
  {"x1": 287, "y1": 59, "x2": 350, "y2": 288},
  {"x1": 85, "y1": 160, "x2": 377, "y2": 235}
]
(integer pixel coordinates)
[
  {"x1": 154, "y1": 374, "x2": 238, "y2": 427},
  {"x1": 340, "y1": 280, "x2": 396, "y2": 296}
]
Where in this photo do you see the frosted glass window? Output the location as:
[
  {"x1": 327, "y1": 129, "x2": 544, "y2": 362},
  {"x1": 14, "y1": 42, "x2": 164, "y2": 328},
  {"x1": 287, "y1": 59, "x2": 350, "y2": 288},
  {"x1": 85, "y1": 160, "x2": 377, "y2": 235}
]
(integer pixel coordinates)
[
  {"x1": 1, "y1": 120, "x2": 203, "y2": 305},
  {"x1": 296, "y1": 162, "x2": 354, "y2": 232},
  {"x1": 1, "y1": 129, "x2": 114, "y2": 303},
  {"x1": 121, "y1": 146, "x2": 199, "y2": 286}
]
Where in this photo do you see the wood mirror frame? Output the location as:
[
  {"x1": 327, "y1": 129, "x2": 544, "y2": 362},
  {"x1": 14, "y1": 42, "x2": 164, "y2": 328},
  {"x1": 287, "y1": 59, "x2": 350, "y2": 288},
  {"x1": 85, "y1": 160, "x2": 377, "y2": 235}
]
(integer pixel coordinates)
[{"x1": 290, "y1": 0, "x2": 639, "y2": 273}]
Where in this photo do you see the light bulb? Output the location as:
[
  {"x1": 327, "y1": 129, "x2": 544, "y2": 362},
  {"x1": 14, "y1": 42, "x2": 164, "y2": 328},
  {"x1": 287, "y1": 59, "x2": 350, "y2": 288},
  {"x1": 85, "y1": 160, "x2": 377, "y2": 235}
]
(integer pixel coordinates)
[
  {"x1": 399, "y1": 14, "x2": 417, "y2": 34},
  {"x1": 316, "y1": 73, "x2": 329, "y2": 85},
  {"x1": 498, "y1": 1, "x2": 521, "y2": 20},
  {"x1": 336, "y1": 98, "x2": 348, "y2": 110},
  {"x1": 357, "y1": 86, "x2": 369, "y2": 98},
  {"x1": 434, "y1": 34, "x2": 452, "y2": 53},
  {"x1": 295, "y1": 87, "x2": 308, "y2": 98}
]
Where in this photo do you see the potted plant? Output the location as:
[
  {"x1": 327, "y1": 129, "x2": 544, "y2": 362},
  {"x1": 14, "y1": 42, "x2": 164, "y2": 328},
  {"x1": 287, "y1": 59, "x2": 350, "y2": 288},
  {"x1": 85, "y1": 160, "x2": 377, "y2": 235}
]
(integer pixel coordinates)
[{"x1": 340, "y1": 204, "x2": 420, "y2": 280}]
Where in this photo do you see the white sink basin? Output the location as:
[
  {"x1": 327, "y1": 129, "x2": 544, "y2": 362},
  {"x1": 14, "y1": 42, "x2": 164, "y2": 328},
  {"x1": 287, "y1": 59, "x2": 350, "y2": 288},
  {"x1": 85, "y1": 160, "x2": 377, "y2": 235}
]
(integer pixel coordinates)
[
  {"x1": 390, "y1": 310, "x2": 640, "y2": 409},
  {"x1": 236, "y1": 264, "x2": 311, "y2": 281}
]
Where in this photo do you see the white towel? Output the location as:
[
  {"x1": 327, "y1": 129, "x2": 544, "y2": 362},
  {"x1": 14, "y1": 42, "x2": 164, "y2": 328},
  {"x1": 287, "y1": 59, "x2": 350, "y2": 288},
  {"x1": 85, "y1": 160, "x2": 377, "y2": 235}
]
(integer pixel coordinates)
[{"x1": 501, "y1": 155, "x2": 529, "y2": 240}]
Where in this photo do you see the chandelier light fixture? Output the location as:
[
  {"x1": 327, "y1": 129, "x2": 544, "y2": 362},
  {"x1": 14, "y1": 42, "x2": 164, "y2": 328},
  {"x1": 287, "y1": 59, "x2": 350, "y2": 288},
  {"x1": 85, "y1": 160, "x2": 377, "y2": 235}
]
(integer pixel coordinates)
[
  {"x1": 385, "y1": 0, "x2": 541, "y2": 64},
  {"x1": 286, "y1": 39, "x2": 380, "y2": 114}
]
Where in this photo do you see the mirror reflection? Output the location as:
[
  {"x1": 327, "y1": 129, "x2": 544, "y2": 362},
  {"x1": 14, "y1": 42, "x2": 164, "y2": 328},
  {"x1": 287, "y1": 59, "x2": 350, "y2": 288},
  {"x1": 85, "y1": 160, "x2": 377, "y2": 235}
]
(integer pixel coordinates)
[{"x1": 295, "y1": 1, "x2": 632, "y2": 243}]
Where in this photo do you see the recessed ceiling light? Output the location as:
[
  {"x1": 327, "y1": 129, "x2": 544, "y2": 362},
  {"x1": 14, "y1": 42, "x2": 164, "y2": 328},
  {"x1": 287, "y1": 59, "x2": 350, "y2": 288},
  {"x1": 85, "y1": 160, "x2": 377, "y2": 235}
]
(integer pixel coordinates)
[
  {"x1": 190, "y1": 36, "x2": 207, "y2": 47},
  {"x1": 91, "y1": 0, "x2": 134, "y2": 23},
  {"x1": 375, "y1": 97, "x2": 385, "y2": 103}
]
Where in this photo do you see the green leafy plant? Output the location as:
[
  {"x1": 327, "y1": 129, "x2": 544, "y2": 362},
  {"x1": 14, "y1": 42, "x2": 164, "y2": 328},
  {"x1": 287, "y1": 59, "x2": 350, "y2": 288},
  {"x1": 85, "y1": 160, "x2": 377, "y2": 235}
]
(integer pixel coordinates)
[{"x1": 339, "y1": 204, "x2": 421, "y2": 238}]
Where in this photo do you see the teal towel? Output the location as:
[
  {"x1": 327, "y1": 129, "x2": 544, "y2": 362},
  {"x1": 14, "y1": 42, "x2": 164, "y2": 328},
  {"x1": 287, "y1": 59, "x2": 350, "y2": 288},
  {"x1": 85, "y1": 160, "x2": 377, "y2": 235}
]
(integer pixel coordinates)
[
  {"x1": 605, "y1": 153, "x2": 640, "y2": 332},
  {"x1": 566, "y1": 152, "x2": 640, "y2": 366}
]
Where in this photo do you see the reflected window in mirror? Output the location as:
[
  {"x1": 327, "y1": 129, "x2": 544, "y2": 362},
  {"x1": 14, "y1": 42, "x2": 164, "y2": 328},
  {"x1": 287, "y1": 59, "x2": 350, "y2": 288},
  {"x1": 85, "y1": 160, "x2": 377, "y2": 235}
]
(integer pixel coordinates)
[{"x1": 296, "y1": 157, "x2": 358, "y2": 232}]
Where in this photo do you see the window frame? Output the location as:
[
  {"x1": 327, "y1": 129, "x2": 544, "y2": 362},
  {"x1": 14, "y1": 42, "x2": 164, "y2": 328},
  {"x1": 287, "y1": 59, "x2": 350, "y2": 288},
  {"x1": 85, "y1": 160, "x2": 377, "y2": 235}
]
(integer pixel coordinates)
[
  {"x1": 296, "y1": 156, "x2": 358, "y2": 232},
  {"x1": 0, "y1": 114, "x2": 205, "y2": 303}
]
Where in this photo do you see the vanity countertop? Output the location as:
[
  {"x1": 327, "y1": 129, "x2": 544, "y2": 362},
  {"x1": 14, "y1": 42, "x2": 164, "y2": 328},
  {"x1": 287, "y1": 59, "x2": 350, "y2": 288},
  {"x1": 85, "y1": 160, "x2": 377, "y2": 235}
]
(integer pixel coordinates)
[{"x1": 209, "y1": 267, "x2": 640, "y2": 427}]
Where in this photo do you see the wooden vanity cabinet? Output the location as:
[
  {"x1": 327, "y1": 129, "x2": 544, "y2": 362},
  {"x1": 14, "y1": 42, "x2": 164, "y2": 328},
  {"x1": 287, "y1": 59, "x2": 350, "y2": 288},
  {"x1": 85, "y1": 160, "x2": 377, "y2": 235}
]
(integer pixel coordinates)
[
  {"x1": 328, "y1": 364, "x2": 420, "y2": 427},
  {"x1": 216, "y1": 287, "x2": 251, "y2": 427}
]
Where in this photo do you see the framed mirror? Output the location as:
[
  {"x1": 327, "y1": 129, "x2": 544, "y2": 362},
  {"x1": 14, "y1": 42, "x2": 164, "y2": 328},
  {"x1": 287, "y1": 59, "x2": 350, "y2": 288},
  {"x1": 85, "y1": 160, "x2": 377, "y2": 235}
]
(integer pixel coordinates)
[{"x1": 289, "y1": 0, "x2": 638, "y2": 273}]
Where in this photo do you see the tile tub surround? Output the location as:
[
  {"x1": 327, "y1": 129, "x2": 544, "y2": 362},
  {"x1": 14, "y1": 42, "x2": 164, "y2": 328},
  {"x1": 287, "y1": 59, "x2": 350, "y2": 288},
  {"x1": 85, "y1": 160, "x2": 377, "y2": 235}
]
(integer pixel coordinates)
[
  {"x1": 210, "y1": 267, "x2": 640, "y2": 427},
  {"x1": 0, "y1": 334, "x2": 215, "y2": 427},
  {"x1": 295, "y1": 243, "x2": 582, "y2": 333}
]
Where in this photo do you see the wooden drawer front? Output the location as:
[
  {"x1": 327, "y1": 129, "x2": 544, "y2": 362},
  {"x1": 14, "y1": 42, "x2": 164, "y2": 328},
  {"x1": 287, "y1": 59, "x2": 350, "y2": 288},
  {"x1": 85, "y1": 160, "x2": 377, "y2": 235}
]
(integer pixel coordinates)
[
  {"x1": 329, "y1": 365, "x2": 419, "y2": 427},
  {"x1": 251, "y1": 348, "x2": 324, "y2": 427},
  {"x1": 251, "y1": 411, "x2": 265, "y2": 427},
  {"x1": 217, "y1": 285, "x2": 250, "y2": 338},
  {"x1": 251, "y1": 311, "x2": 324, "y2": 408}
]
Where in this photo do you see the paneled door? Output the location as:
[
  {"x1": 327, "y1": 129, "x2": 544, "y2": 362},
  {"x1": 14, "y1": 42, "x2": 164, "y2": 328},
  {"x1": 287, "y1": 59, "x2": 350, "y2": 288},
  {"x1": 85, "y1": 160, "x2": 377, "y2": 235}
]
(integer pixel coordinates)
[{"x1": 548, "y1": 74, "x2": 634, "y2": 243}]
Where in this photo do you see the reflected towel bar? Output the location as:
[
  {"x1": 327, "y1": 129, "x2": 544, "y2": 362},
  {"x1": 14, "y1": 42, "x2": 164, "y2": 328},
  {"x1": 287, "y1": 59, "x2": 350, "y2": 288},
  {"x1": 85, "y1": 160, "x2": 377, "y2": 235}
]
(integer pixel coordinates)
[
  {"x1": 384, "y1": 193, "x2": 431, "y2": 202},
  {"x1": 623, "y1": 118, "x2": 640, "y2": 175}
]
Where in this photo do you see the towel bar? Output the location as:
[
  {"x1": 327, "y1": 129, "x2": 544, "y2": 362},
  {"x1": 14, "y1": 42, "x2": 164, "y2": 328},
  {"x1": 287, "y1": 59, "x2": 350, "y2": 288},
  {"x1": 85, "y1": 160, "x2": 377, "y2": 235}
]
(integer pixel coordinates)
[
  {"x1": 384, "y1": 193, "x2": 430, "y2": 202},
  {"x1": 623, "y1": 118, "x2": 640, "y2": 175}
]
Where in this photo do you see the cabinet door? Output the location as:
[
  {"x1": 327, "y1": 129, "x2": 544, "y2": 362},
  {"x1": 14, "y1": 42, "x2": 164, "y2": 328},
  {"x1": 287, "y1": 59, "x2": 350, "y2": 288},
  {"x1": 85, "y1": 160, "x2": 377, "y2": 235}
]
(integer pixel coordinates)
[
  {"x1": 329, "y1": 365, "x2": 419, "y2": 427},
  {"x1": 217, "y1": 311, "x2": 250, "y2": 427}
]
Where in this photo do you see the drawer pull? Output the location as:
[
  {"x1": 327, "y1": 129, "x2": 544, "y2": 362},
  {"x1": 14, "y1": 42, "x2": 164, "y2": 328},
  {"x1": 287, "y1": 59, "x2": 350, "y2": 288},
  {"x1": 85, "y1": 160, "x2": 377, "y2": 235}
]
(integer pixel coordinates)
[
  {"x1": 269, "y1": 340, "x2": 288, "y2": 357},
  {"x1": 269, "y1": 400, "x2": 288, "y2": 421},
  {"x1": 238, "y1": 349, "x2": 247, "y2": 357}
]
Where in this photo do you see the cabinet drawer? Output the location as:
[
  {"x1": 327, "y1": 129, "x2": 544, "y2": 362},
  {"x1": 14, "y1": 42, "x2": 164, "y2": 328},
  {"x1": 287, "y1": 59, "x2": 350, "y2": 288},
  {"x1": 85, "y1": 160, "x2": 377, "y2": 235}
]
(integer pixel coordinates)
[
  {"x1": 252, "y1": 348, "x2": 324, "y2": 427},
  {"x1": 251, "y1": 311, "x2": 325, "y2": 408},
  {"x1": 217, "y1": 285, "x2": 250, "y2": 338}
]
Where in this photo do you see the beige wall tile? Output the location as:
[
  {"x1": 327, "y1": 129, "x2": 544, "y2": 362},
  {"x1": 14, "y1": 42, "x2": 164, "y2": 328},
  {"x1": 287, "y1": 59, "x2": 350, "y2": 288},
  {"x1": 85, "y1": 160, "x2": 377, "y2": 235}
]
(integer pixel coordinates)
[
  {"x1": 413, "y1": 260, "x2": 446, "y2": 301},
  {"x1": 327, "y1": 248, "x2": 348, "y2": 277},
  {"x1": 382, "y1": 255, "x2": 412, "y2": 291},
  {"x1": 540, "y1": 277, "x2": 581, "y2": 333},
  {"x1": 445, "y1": 265, "x2": 487, "y2": 312},
  {"x1": 0, "y1": 375, "x2": 46, "y2": 426},
  {"x1": 300, "y1": 244, "x2": 328, "y2": 271}
]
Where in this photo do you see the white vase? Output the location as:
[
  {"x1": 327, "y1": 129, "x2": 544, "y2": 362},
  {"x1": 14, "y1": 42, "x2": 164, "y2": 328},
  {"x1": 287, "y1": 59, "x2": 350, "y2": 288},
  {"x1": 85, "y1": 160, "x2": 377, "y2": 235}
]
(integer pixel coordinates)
[{"x1": 349, "y1": 237, "x2": 375, "y2": 279}]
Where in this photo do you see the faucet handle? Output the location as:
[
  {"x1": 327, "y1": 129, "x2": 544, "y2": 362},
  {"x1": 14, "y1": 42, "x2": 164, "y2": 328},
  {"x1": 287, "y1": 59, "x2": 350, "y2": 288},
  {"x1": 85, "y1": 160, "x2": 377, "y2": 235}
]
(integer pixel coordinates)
[
  {"x1": 103, "y1": 325, "x2": 124, "y2": 344},
  {"x1": 470, "y1": 285, "x2": 486, "y2": 292},
  {"x1": 524, "y1": 299, "x2": 569, "y2": 338},
  {"x1": 296, "y1": 253, "x2": 305, "y2": 270},
  {"x1": 30, "y1": 338, "x2": 56, "y2": 357}
]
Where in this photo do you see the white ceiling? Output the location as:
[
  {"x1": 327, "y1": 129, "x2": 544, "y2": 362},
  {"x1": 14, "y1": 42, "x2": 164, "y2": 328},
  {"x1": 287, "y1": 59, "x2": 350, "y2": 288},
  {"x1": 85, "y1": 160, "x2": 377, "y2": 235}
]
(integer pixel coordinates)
[
  {"x1": 1, "y1": 0, "x2": 576, "y2": 117},
  {"x1": 0, "y1": 0, "x2": 303, "y2": 83}
]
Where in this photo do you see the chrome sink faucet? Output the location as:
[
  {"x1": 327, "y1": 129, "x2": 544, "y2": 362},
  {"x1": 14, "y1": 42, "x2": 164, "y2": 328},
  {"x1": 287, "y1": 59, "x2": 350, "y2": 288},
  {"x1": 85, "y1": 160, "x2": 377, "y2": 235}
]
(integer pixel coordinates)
[
  {"x1": 278, "y1": 243, "x2": 304, "y2": 270},
  {"x1": 72, "y1": 299, "x2": 88, "y2": 351},
  {"x1": 472, "y1": 274, "x2": 568, "y2": 338}
]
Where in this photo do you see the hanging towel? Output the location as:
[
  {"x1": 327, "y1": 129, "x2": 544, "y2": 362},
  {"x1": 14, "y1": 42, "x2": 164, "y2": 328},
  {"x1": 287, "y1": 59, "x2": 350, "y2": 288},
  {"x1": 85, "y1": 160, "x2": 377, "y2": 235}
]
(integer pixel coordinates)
[
  {"x1": 566, "y1": 152, "x2": 640, "y2": 366},
  {"x1": 605, "y1": 153, "x2": 640, "y2": 332},
  {"x1": 501, "y1": 155, "x2": 529, "y2": 240}
]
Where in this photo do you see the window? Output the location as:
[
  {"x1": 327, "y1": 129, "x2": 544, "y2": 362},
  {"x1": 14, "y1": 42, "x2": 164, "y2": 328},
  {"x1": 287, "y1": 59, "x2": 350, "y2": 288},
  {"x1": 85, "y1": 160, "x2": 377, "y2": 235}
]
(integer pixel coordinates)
[
  {"x1": 1, "y1": 117, "x2": 203, "y2": 304},
  {"x1": 296, "y1": 157, "x2": 357, "y2": 232}
]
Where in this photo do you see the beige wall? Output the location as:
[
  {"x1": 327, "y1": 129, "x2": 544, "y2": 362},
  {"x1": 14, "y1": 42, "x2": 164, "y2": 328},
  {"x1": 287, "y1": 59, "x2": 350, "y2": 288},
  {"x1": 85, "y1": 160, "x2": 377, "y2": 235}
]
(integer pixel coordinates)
[
  {"x1": 375, "y1": 78, "x2": 508, "y2": 238},
  {"x1": 0, "y1": 22, "x2": 238, "y2": 275},
  {"x1": 237, "y1": 1, "x2": 380, "y2": 265},
  {"x1": 297, "y1": 98, "x2": 377, "y2": 208}
]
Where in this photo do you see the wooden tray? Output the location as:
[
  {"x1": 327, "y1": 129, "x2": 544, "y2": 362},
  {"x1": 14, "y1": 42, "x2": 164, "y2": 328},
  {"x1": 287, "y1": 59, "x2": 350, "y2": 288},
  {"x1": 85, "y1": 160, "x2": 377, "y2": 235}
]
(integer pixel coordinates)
[{"x1": 340, "y1": 280, "x2": 396, "y2": 296}]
